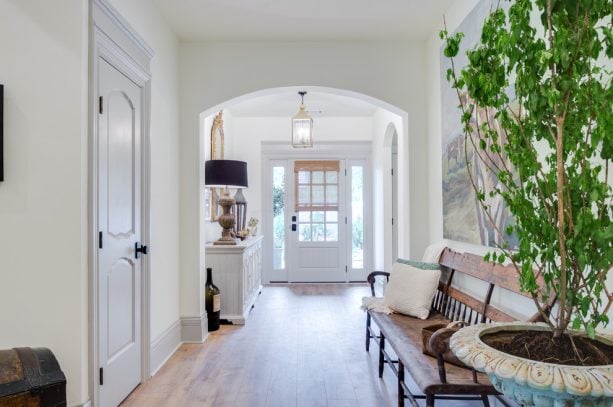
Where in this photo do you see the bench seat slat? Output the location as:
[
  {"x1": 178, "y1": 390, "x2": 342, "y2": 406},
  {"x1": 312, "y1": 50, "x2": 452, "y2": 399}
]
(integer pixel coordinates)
[{"x1": 370, "y1": 310, "x2": 496, "y2": 395}]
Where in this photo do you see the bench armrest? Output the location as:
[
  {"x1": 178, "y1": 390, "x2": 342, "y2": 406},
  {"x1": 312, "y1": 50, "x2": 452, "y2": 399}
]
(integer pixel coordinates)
[
  {"x1": 428, "y1": 323, "x2": 462, "y2": 355},
  {"x1": 366, "y1": 271, "x2": 390, "y2": 297},
  {"x1": 428, "y1": 321, "x2": 468, "y2": 383}
]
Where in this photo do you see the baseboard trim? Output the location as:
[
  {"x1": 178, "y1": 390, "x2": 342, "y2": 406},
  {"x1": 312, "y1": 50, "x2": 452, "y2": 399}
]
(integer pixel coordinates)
[
  {"x1": 220, "y1": 314, "x2": 247, "y2": 325},
  {"x1": 181, "y1": 314, "x2": 209, "y2": 343},
  {"x1": 150, "y1": 319, "x2": 182, "y2": 376},
  {"x1": 75, "y1": 400, "x2": 91, "y2": 407}
]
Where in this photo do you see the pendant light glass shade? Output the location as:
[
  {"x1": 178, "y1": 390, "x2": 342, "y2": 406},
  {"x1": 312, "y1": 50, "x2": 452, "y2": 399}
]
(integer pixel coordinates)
[{"x1": 292, "y1": 92, "x2": 313, "y2": 148}]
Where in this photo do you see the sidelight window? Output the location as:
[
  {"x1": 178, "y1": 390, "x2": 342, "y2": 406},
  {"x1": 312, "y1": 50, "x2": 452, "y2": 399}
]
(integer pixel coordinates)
[
  {"x1": 351, "y1": 165, "x2": 364, "y2": 269},
  {"x1": 272, "y1": 166, "x2": 285, "y2": 269}
]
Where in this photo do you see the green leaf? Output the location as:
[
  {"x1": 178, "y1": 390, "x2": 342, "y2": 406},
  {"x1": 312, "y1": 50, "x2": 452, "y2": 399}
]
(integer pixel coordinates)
[
  {"x1": 572, "y1": 318, "x2": 581, "y2": 330},
  {"x1": 586, "y1": 325, "x2": 596, "y2": 340}
]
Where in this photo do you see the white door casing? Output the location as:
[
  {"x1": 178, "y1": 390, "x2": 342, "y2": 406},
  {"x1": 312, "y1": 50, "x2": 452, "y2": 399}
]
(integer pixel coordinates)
[
  {"x1": 91, "y1": 1, "x2": 153, "y2": 405},
  {"x1": 97, "y1": 57, "x2": 143, "y2": 407}
]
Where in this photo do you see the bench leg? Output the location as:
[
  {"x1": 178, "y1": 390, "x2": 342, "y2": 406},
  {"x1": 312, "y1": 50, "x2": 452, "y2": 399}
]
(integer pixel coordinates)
[
  {"x1": 481, "y1": 395, "x2": 491, "y2": 407},
  {"x1": 365, "y1": 313, "x2": 371, "y2": 352},
  {"x1": 425, "y1": 394, "x2": 435, "y2": 407},
  {"x1": 378, "y1": 333, "x2": 385, "y2": 378},
  {"x1": 397, "y1": 360, "x2": 405, "y2": 407}
]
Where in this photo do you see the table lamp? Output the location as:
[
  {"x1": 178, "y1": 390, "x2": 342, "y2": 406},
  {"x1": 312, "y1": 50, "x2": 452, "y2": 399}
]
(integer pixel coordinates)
[{"x1": 205, "y1": 159, "x2": 248, "y2": 245}]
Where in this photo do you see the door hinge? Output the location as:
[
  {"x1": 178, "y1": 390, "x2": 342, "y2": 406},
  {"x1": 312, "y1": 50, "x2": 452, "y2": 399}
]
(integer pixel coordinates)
[
  {"x1": 391, "y1": 168, "x2": 394, "y2": 176},
  {"x1": 98, "y1": 231, "x2": 103, "y2": 249},
  {"x1": 99, "y1": 367, "x2": 104, "y2": 385},
  {"x1": 345, "y1": 216, "x2": 348, "y2": 224},
  {"x1": 344, "y1": 169, "x2": 347, "y2": 176},
  {"x1": 345, "y1": 265, "x2": 348, "y2": 273},
  {"x1": 392, "y1": 218, "x2": 394, "y2": 226},
  {"x1": 98, "y1": 96, "x2": 103, "y2": 114}
]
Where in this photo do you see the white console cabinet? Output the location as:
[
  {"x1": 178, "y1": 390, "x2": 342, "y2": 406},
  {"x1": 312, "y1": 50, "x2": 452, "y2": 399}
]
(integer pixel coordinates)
[{"x1": 205, "y1": 236, "x2": 263, "y2": 324}]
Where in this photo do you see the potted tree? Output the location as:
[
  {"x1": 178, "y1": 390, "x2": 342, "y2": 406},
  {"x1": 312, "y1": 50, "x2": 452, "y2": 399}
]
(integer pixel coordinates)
[{"x1": 441, "y1": 0, "x2": 613, "y2": 404}]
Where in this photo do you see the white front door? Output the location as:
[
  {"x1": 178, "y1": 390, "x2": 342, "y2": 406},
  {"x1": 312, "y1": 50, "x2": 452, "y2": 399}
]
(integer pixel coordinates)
[
  {"x1": 288, "y1": 160, "x2": 346, "y2": 282},
  {"x1": 97, "y1": 56, "x2": 143, "y2": 407}
]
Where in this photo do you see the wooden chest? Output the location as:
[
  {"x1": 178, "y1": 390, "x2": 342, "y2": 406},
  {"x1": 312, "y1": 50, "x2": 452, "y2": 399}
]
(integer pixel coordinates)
[{"x1": 0, "y1": 348, "x2": 66, "y2": 407}]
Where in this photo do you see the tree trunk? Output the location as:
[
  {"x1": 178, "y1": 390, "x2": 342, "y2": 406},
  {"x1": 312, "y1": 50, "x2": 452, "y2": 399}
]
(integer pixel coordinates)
[{"x1": 554, "y1": 116, "x2": 568, "y2": 338}]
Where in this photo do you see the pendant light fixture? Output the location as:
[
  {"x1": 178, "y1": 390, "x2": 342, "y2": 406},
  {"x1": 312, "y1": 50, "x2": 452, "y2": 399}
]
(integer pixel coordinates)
[{"x1": 291, "y1": 91, "x2": 313, "y2": 148}]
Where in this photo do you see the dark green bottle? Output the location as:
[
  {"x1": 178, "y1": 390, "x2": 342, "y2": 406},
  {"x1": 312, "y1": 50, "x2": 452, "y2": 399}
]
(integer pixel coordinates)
[{"x1": 205, "y1": 267, "x2": 221, "y2": 331}]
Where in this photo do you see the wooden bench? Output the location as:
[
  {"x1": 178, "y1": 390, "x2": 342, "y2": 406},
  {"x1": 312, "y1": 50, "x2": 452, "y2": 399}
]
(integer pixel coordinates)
[{"x1": 365, "y1": 248, "x2": 551, "y2": 407}]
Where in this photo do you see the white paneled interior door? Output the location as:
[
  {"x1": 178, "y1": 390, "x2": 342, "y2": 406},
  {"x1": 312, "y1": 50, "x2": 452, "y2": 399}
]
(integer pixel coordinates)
[{"x1": 97, "y1": 56, "x2": 143, "y2": 407}]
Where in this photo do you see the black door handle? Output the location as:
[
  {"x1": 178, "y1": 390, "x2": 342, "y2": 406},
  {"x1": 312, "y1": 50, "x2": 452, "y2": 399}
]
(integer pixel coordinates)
[{"x1": 135, "y1": 242, "x2": 148, "y2": 259}]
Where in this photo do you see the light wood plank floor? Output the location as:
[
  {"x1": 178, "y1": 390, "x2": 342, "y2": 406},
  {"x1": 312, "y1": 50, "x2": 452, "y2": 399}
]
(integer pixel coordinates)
[{"x1": 121, "y1": 284, "x2": 494, "y2": 407}]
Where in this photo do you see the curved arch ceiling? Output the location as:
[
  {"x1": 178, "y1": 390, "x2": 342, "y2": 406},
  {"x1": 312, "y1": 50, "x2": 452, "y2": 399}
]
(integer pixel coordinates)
[{"x1": 229, "y1": 90, "x2": 379, "y2": 117}]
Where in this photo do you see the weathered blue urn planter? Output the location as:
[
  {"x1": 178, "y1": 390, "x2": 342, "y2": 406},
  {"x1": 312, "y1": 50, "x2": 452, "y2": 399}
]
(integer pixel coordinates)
[{"x1": 450, "y1": 322, "x2": 613, "y2": 406}]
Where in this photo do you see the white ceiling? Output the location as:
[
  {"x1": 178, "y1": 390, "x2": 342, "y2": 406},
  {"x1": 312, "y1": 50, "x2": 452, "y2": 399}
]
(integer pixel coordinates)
[
  {"x1": 153, "y1": 0, "x2": 455, "y2": 41},
  {"x1": 228, "y1": 91, "x2": 378, "y2": 117}
]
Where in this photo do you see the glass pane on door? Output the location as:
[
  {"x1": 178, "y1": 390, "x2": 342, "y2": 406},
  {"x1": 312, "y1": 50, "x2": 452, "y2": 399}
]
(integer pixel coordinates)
[{"x1": 294, "y1": 161, "x2": 339, "y2": 242}]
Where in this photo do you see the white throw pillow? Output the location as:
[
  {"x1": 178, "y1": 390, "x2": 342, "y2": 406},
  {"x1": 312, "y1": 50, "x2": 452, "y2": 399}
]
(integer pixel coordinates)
[{"x1": 383, "y1": 262, "x2": 441, "y2": 319}]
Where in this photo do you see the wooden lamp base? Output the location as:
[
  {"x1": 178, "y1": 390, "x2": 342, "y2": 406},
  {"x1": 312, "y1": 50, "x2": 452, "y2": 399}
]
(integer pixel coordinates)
[{"x1": 214, "y1": 188, "x2": 237, "y2": 245}]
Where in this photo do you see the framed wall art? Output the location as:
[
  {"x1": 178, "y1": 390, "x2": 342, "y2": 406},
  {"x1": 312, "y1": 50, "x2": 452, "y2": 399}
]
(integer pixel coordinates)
[
  {"x1": 440, "y1": 0, "x2": 517, "y2": 249},
  {"x1": 208, "y1": 110, "x2": 225, "y2": 220}
]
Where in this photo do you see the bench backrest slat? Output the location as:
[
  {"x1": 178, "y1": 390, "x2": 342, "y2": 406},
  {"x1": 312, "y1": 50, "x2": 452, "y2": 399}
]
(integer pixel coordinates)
[
  {"x1": 446, "y1": 287, "x2": 484, "y2": 317},
  {"x1": 484, "y1": 304, "x2": 517, "y2": 322},
  {"x1": 429, "y1": 248, "x2": 546, "y2": 324},
  {"x1": 438, "y1": 248, "x2": 544, "y2": 299}
]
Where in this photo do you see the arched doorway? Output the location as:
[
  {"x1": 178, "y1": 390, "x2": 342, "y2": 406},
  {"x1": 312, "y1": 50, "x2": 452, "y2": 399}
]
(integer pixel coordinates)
[{"x1": 185, "y1": 87, "x2": 409, "y2": 315}]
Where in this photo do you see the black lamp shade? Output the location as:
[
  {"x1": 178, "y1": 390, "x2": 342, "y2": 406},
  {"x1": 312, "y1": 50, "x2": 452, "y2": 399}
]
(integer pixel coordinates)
[{"x1": 205, "y1": 160, "x2": 248, "y2": 188}]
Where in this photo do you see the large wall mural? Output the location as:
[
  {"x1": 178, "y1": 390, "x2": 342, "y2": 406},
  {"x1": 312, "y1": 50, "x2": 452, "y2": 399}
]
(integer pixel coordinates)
[{"x1": 440, "y1": 0, "x2": 518, "y2": 248}]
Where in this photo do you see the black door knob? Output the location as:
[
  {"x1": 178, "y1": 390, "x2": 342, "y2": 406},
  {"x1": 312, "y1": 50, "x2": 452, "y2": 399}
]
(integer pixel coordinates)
[{"x1": 135, "y1": 242, "x2": 148, "y2": 259}]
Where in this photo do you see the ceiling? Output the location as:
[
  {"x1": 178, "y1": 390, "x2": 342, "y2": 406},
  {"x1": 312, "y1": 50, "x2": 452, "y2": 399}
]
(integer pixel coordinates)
[
  {"x1": 153, "y1": 0, "x2": 455, "y2": 41},
  {"x1": 228, "y1": 91, "x2": 378, "y2": 117}
]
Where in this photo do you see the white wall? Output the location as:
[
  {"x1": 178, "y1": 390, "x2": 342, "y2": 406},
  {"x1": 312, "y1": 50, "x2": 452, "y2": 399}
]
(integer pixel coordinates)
[
  {"x1": 108, "y1": 0, "x2": 182, "y2": 352},
  {"x1": 0, "y1": 1, "x2": 89, "y2": 405},
  {"x1": 179, "y1": 41, "x2": 430, "y2": 315},
  {"x1": 0, "y1": 0, "x2": 181, "y2": 404}
]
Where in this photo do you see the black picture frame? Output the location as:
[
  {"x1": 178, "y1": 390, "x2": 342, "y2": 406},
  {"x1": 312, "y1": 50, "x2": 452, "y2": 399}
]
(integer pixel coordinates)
[{"x1": 0, "y1": 84, "x2": 3, "y2": 182}]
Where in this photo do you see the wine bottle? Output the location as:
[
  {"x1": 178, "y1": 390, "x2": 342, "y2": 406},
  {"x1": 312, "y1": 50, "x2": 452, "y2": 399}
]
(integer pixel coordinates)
[{"x1": 205, "y1": 267, "x2": 221, "y2": 332}]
